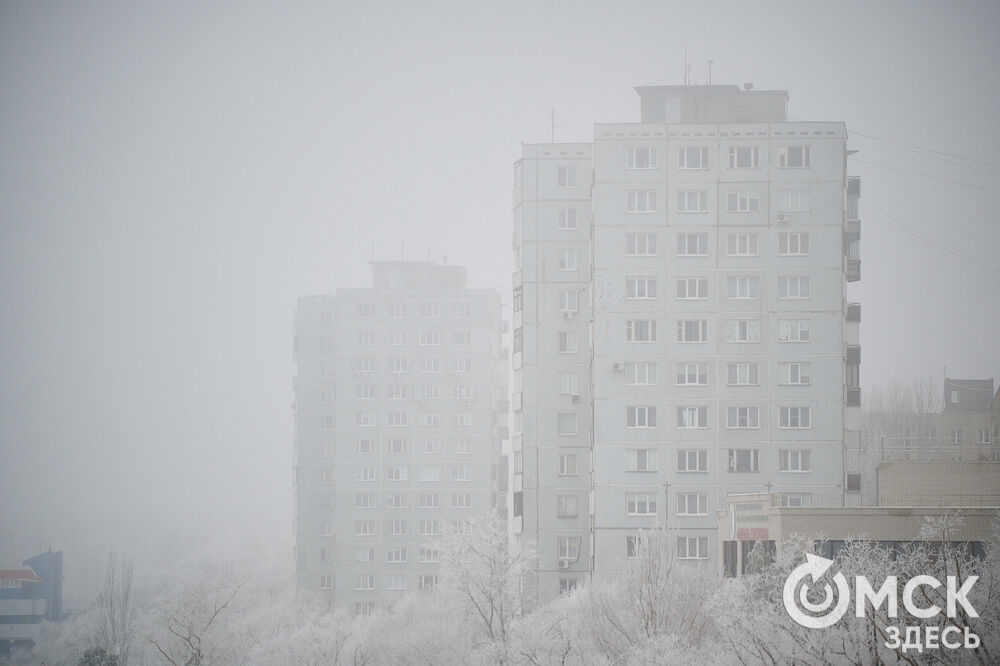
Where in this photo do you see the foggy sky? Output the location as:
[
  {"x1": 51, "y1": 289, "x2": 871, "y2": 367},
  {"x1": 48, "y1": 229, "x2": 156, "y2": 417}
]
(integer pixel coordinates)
[{"x1": 2, "y1": 0, "x2": 999, "y2": 602}]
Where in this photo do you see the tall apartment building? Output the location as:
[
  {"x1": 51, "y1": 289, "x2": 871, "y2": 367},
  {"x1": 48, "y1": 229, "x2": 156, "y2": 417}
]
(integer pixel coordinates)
[
  {"x1": 293, "y1": 261, "x2": 508, "y2": 614},
  {"x1": 512, "y1": 84, "x2": 862, "y2": 603}
]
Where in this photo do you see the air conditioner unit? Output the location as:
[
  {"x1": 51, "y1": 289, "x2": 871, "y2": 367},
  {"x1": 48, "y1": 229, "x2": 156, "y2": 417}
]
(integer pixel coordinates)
[
  {"x1": 570, "y1": 394, "x2": 580, "y2": 403},
  {"x1": 612, "y1": 361, "x2": 625, "y2": 372},
  {"x1": 391, "y1": 370, "x2": 405, "y2": 378},
  {"x1": 776, "y1": 213, "x2": 789, "y2": 223},
  {"x1": 558, "y1": 559, "x2": 569, "y2": 569},
  {"x1": 562, "y1": 310, "x2": 575, "y2": 320}
]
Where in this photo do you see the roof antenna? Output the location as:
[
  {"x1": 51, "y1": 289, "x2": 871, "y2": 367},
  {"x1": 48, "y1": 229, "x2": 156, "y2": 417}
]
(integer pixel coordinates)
[
  {"x1": 707, "y1": 60, "x2": 714, "y2": 85},
  {"x1": 370, "y1": 241, "x2": 375, "y2": 260},
  {"x1": 683, "y1": 46, "x2": 688, "y2": 85},
  {"x1": 551, "y1": 107, "x2": 555, "y2": 143}
]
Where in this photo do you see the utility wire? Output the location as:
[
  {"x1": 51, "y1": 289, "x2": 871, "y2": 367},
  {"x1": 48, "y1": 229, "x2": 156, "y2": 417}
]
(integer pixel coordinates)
[
  {"x1": 855, "y1": 159, "x2": 1000, "y2": 193},
  {"x1": 851, "y1": 130, "x2": 1000, "y2": 174}
]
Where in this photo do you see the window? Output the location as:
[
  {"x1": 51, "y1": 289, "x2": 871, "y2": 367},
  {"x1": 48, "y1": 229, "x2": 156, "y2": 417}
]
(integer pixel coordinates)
[
  {"x1": 557, "y1": 165, "x2": 577, "y2": 188},
  {"x1": 354, "y1": 575, "x2": 376, "y2": 591},
  {"x1": 676, "y1": 320, "x2": 707, "y2": 342},
  {"x1": 727, "y1": 362, "x2": 760, "y2": 386},
  {"x1": 357, "y1": 302, "x2": 376, "y2": 318},
  {"x1": 627, "y1": 190, "x2": 658, "y2": 212},
  {"x1": 728, "y1": 449, "x2": 760, "y2": 472},
  {"x1": 354, "y1": 492, "x2": 374, "y2": 509},
  {"x1": 779, "y1": 449, "x2": 812, "y2": 472},
  {"x1": 626, "y1": 232, "x2": 658, "y2": 256},
  {"x1": 727, "y1": 233, "x2": 759, "y2": 256},
  {"x1": 558, "y1": 454, "x2": 578, "y2": 476},
  {"x1": 322, "y1": 415, "x2": 335, "y2": 431},
  {"x1": 558, "y1": 289, "x2": 579, "y2": 312},
  {"x1": 558, "y1": 330, "x2": 578, "y2": 353},
  {"x1": 388, "y1": 358, "x2": 408, "y2": 375},
  {"x1": 451, "y1": 330, "x2": 472, "y2": 346},
  {"x1": 354, "y1": 384, "x2": 374, "y2": 400},
  {"x1": 388, "y1": 384, "x2": 408, "y2": 400},
  {"x1": 419, "y1": 466, "x2": 441, "y2": 482},
  {"x1": 778, "y1": 275, "x2": 810, "y2": 299},
  {"x1": 386, "y1": 492, "x2": 406, "y2": 509},
  {"x1": 557, "y1": 248, "x2": 577, "y2": 271},
  {"x1": 677, "y1": 493, "x2": 708, "y2": 516},
  {"x1": 420, "y1": 357, "x2": 441, "y2": 373},
  {"x1": 779, "y1": 406, "x2": 811, "y2": 429},
  {"x1": 726, "y1": 276, "x2": 759, "y2": 299},
  {"x1": 451, "y1": 413, "x2": 471, "y2": 428},
  {"x1": 356, "y1": 465, "x2": 376, "y2": 482},
  {"x1": 726, "y1": 319, "x2": 760, "y2": 343},
  {"x1": 557, "y1": 536, "x2": 581, "y2": 560},
  {"x1": 676, "y1": 277, "x2": 708, "y2": 300},
  {"x1": 728, "y1": 145, "x2": 760, "y2": 169},
  {"x1": 418, "y1": 493, "x2": 440, "y2": 509},
  {"x1": 354, "y1": 357, "x2": 375, "y2": 374},
  {"x1": 678, "y1": 146, "x2": 708, "y2": 169},
  {"x1": 627, "y1": 146, "x2": 658, "y2": 169},
  {"x1": 778, "y1": 232, "x2": 810, "y2": 256},
  {"x1": 558, "y1": 371, "x2": 579, "y2": 395},
  {"x1": 846, "y1": 473, "x2": 862, "y2": 492},
  {"x1": 385, "y1": 412, "x2": 407, "y2": 427},
  {"x1": 676, "y1": 189, "x2": 708, "y2": 213},
  {"x1": 626, "y1": 319, "x2": 657, "y2": 342},
  {"x1": 979, "y1": 430, "x2": 992, "y2": 445},
  {"x1": 454, "y1": 302, "x2": 471, "y2": 318},
  {"x1": 780, "y1": 494, "x2": 812, "y2": 507},
  {"x1": 778, "y1": 319, "x2": 810, "y2": 342},
  {"x1": 676, "y1": 362, "x2": 708, "y2": 386},
  {"x1": 779, "y1": 146, "x2": 811, "y2": 168},
  {"x1": 449, "y1": 358, "x2": 471, "y2": 373},
  {"x1": 558, "y1": 208, "x2": 577, "y2": 230},
  {"x1": 557, "y1": 495, "x2": 579, "y2": 518},
  {"x1": 354, "y1": 601, "x2": 375, "y2": 616},
  {"x1": 320, "y1": 467, "x2": 334, "y2": 485},
  {"x1": 626, "y1": 448, "x2": 658, "y2": 472},
  {"x1": 417, "y1": 385, "x2": 440, "y2": 400},
  {"x1": 677, "y1": 537, "x2": 709, "y2": 559},
  {"x1": 626, "y1": 492, "x2": 657, "y2": 516},
  {"x1": 451, "y1": 384, "x2": 471, "y2": 399},
  {"x1": 418, "y1": 575, "x2": 438, "y2": 592},
  {"x1": 512, "y1": 327, "x2": 522, "y2": 353},
  {"x1": 387, "y1": 330, "x2": 407, "y2": 346},
  {"x1": 356, "y1": 438, "x2": 375, "y2": 453},
  {"x1": 357, "y1": 330, "x2": 376, "y2": 345},
  {"x1": 626, "y1": 276, "x2": 657, "y2": 299},
  {"x1": 777, "y1": 362, "x2": 810, "y2": 386},
  {"x1": 388, "y1": 520, "x2": 406, "y2": 536},
  {"x1": 318, "y1": 547, "x2": 332, "y2": 565},
  {"x1": 356, "y1": 412, "x2": 375, "y2": 427},
  {"x1": 557, "y1": 413, "x2": 578, "y2": 436},
  {"x1": 388, "y1": 303, "x2": 408, "y2": 319},
  {"x1": 452, "y1": 493, "x2": 472, "y2": 509},
  {"x1": 626, "y1": 535, "x2": 640, "y2": 559},
  {"x1": 418, "y1": 330, "x2": 440, "y2": 346},
  {"x1": 320, "y1": 575, "x2": 333, "y2": 589},
  {"x1": 450, "y1": 465, "x2": 469, "y2": 482},
  {"x1": 386, "y1": 548, "x2": 407, "y2": 563},
  {"x1": 558, "y1": 576, "x2": 579, "y2": 594},
  {"x1": 777, "y1": 189, "x2": 811, "y2": 212},
  {"x1": 951, "y1": 429, "x2": 963, "y2": 444},
  {"x1": 678, "y1": 449, "x2": 708, "y2": 472},
  {"x1": 355, "y1": 519, "x2": 376, "y2": 536},
  {"x1": 419, "y1": 303, "x2": 440, "y2": 318},
  {"x1": 727, "y1": 191, "x2": 760, "y2": 212},
  {"x1": 512, "y1": 286, "x2": 523, "y2": 314},
  {"x1": 419, "y1": 547, "x2": 440, "y2": 563},
  {"x1": 677, "y1": 233, "x2": 709, "y2": 256},
  {"x1": 677, "y1": 406, "x2": 708, "y2": 429},
  {"x1": 386, "y1": 465, "x2": 408, "y2": 481},
  {"x1": 727, "y1": 406, "x2": 760, "y2": 429},
  {"x1": 321, "y1": 441, "x2": 335, "y2": 457},
  {"x1": 626, "y1": 405, "x2": 657, "y2": 428}
]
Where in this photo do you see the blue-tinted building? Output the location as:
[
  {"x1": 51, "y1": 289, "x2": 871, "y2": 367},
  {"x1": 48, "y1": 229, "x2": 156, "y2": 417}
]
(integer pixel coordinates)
[{"x1": 0, "y1": 551, "x2": 64, "y2": 659}]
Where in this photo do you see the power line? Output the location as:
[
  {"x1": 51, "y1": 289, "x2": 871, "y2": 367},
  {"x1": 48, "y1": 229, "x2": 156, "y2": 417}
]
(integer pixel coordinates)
[
  {"x1": 851, "y1": 130, "x2": 1000, "y2": 173},
  {"x1": 855, "y1": 159, "x2": 1000, "y2": 193}
]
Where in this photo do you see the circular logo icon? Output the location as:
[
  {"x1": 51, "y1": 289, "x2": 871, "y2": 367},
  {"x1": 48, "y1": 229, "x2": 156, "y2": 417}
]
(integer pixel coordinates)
[{"x1": 783, "y1": 553, "x2": 851, "y2": 629}]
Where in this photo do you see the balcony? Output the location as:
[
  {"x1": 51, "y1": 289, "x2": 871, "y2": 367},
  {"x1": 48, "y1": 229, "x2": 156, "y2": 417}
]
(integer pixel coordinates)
[
  {"x1": 846, "y1": 258, "x2": 861, "y2": 282},
  {"x1": 846, "y1": 387, "x2": 861, "y2": 407},
  {"x1": 846, "y1": 303, "x2": 861, "y2": 322}
]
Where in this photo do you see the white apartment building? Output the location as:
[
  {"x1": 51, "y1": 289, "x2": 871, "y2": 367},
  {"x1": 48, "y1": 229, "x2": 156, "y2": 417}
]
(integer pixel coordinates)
[
  {"x1": 512, "y1": 84, "x2": 862, "y2": 604},
  {"x1": 293, "y1": 261, "x2": 508, "y2": 614}
]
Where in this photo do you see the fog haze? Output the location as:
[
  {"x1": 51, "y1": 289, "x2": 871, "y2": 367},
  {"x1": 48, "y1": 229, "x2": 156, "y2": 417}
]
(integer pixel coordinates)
[{"x1": 2, "y1": 0, "x2": 999, "y2": 605}]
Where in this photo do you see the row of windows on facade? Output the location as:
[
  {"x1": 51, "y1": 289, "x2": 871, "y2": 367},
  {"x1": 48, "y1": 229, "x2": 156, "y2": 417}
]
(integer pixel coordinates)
[
  {"x1": 338, "y1": 518, "x2": 470, "y2": 537},
  {"x1": 319, "y1": 302, "x2": 474, "y2": 322},
  {"x1": 317, "y1": 573, "x2": 440, "y2": 594},
  {"x1": 310, "y1": 490, "x2": 479, "y2": 512},
  {"x1": 625, "y1": 229, "x2": 820, "y2": 256},
  {"x1": 327, "y1": 357, "x2": 476, "y2": 377},
  {"x1": 316, "y1": 329, "x2": 476, "y2": 350},
  {"x1": 513, "y1": 448, "x2": 812, "y2": 480},
  {"x1": 311, "y1": 438, "x2": 479, "y2": 457},
  {"x1": 313, "y1": 383, "x2": 481, "y2": 403},
  {"x1": 536, "y1": 189, "x2": 815, "y2": 233},
  {"x1": 318, "y1": 464, "x2": 476, "y2": 483},
  {"x1": 536, "y1": 405, "x2": 814, "y2": 435},
  {"x1": 893, "y1": 428, "x2": 994, "y2": 446},
  {"x1": 327, "y1": 411, "x2": 474, "y2": 429},
  {"x1": 552, "y1": 534, "x2": 713, "y2": 563},
  {"x1": 541, "y1": 362, "x2": 814, "y2": 393},
  {"x1": 544, "y1": 146, "x2": 815, "y2": 189},
  {"x1": 513, "y1": 317, "x2": 817, "y2": 354},
  {"x1": 541, "y1": 245, "x2": 822, "y2": 276}
]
